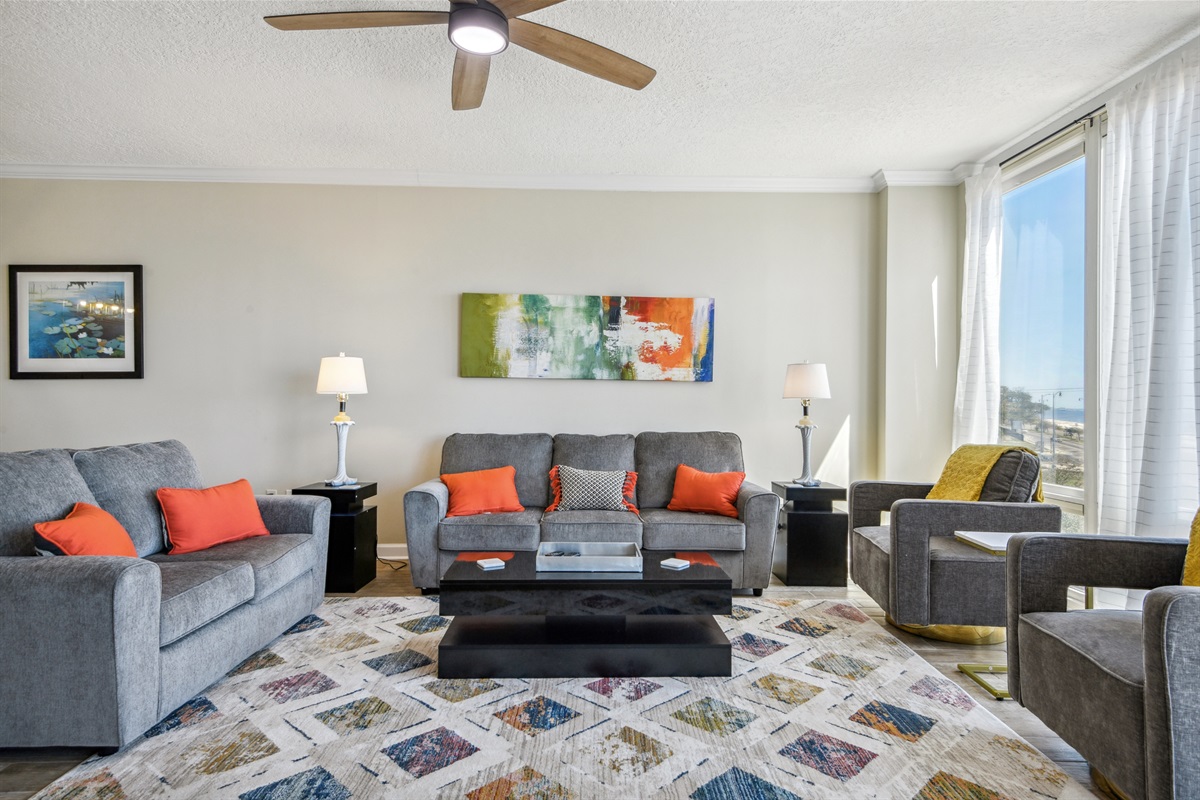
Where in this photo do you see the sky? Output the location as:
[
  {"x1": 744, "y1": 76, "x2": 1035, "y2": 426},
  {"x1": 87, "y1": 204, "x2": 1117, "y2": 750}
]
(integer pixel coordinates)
[{"x1": 999, "y1": 157, "x2": 1086, "y2": 412}]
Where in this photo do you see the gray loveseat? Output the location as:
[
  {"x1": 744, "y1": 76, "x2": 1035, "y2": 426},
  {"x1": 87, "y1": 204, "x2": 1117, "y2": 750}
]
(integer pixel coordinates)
[
  {"x1": 0, "y1": 440, "x2": 330, "y2": 750},
  {"x1": 404, "y1": 432, "x2": 781, "y2": 593}
]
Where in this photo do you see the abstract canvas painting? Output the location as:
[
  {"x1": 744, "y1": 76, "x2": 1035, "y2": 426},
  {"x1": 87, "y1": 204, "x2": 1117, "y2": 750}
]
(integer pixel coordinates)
[{"x1": 460, "y1": 293, "x2": 714, "y2": 381}]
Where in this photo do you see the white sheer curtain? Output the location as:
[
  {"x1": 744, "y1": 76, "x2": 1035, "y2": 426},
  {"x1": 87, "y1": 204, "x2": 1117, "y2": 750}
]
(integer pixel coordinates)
[
  {"x1": 952, "y1": 166, "x2": 1005, "y2": 448},
  {"x1": 1098, "y1": 44, "x2": 1200, "y2": 546}
]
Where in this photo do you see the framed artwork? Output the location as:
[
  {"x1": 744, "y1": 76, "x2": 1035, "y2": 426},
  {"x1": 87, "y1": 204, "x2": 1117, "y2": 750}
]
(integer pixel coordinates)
[
  {"x1": 8, "y1": 265, "x2": 144, "y2": 379},
  {"x1": 460, "y1": 293, "x2": 714, "y2": 381}
]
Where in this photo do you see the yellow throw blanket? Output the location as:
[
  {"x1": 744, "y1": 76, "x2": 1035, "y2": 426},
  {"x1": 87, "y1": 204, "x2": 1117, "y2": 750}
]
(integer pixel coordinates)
[
  {"x1": 1184, "y1": 508, "x2": 1200, "y2": 587},
  {"x1": 927, "y1": 444, "x2": 1044, "y2": 502}
]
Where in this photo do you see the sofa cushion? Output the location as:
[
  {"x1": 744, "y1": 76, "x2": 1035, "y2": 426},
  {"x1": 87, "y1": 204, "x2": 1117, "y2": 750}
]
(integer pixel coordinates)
[
  {"x1": 541, "y1": 510, "x2": 643, "y2": 544},
  {"x1": 438, "y1": 509, "x2": 543, "y2": 551},
  {"x1": 441, "y1": 433, "x2": 553, "y2": 508},
  {"x1": 158, "y1": 479, "x2": 270, "y2": 555},
  {"x1": 74, "y1": 440, "x2": 203, "y2": 557},
  {"x1": 552, "y1": 434, "x2": 637, "y2": 504},
  {"x1": 667, "y1": 464, "x2": 745, "y2": 518},
  {"x1": 156, "y1": 561, "x2": 254, "y2": 646},
  {"x1": 442, "y1": 466, "x2": 524, "y2": 517},
  {"x1": 554, "y1": 466, "x2": 635, "y2": 511},
  {"x1": 1018, "y1": 610, "x2": 1145, "y2": 795},
  {"x1": 0, "y1": 448, "x2": 97, "y2": 556},
  {"x1": 635, "y1": 432, "x2": 745, "y2": 509},
  {"x1": 149, "y1": 533, "x2": 314, "y2": 602},
  {"x1": 641, "y1": 508, "x2": 746, "y2": 550},
  {"x1": 34, "y1": 502, "x2": 137, "y2": 557}
]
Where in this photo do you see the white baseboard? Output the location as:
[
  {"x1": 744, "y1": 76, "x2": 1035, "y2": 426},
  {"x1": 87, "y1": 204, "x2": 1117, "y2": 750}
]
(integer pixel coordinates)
[{"x1": 377, "y1": 544, "x2": 409, "y2": 560}]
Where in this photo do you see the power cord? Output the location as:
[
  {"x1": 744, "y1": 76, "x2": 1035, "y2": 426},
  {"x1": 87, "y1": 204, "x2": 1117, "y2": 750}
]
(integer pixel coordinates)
[{"x1": 377, "y1": 557, "x2": 408, "y2": 571}]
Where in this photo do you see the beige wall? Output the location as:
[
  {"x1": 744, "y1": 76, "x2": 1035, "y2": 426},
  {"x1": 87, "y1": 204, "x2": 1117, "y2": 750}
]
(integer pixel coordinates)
[
  {"x1": 877, "y1": 185, "x2": 961, "y2": 480},
  {"x1": 0, "y1": 178, "x2": 884, "y2": 546}
]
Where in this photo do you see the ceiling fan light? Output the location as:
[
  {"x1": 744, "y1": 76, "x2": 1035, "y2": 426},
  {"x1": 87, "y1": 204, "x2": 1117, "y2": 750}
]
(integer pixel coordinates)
[{"x1": 448, "y1": 5, "x2": 508, "y2": 56}]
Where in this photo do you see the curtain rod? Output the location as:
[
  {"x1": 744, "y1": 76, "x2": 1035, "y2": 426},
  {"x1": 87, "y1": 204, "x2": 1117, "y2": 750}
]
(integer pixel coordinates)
[{"x1": 999, "y1": 105, "x2": 1105, "y2": 168}]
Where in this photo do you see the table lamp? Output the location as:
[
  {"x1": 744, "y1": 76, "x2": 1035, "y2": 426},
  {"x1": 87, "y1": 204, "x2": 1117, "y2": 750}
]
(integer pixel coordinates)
[
  {"x1": 317, "y1": 352, "x2": 368, "y2": 487},
  {"x1": 783, "y1": 362, "x2": 830, "y2": 486}
]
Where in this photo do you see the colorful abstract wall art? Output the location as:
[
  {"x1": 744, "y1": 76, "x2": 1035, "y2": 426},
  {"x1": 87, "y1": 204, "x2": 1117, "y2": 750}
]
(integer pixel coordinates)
[{"x1": 460, "y1": 294, "x2": 715, "y2": 381}]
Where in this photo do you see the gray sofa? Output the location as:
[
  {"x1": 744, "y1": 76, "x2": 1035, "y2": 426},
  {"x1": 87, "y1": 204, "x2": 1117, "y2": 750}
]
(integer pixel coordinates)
[
  {"x1": 1008, "y1": 533, "x2": 1200, "y2": 800},
  {"x1": 404, "y1": 432, "x2": 781, "y2": 593},
  {"x1": 0, "y1": 440, "x2": 331, "y2": 750}
]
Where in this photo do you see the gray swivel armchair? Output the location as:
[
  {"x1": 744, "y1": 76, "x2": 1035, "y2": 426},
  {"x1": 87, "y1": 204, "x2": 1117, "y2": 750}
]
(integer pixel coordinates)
[
  {"x1": 849, "y1": 451, "x2": 1061, "y2": 642},
  {"x1": 1007, "y1": 533, "x2": 1200, "y2": 800}
]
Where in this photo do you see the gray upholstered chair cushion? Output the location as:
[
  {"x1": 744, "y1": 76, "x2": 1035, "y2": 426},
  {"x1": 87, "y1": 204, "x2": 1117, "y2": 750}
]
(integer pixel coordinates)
[
  {"x1": 641, "y1": 508, "x2": 746, "y2": 550},
  {"x1": 149, "y1": 534, "x2": 316, "y2": 601},
  {"x1": 0, "y1": 448, "x2": 97, "y2": 556},
  {"x1": 980, "y1": 450, "x2": 1041, "y2": 502},
  {"x1": 850, "y1": 526, "x2": 892, "y2": 615},
  {"x1": 441, "y1": 433, "x2": 553, "y2": 508},
  {"x1": 156, "y1": 561, "x2": 254, "y2": 646},
  {"x1": 634, "y1": 432, "x2": 745, "y2": 509},
  {"x1": 1018, "y1": 610, "x2": 1145, "y2": 796},
  {"x1": 73, "y1": 440, "x2": 203, "y2": 557},
  {"x1": 927, "y1": 537, "x2": 1007, "y2": 626},
  {"x1": 438, "y1": 509, "x2": 543, "y2": 551},
  {"x1": 540, "y1": 510, "x2": 642, "y2": 544}
]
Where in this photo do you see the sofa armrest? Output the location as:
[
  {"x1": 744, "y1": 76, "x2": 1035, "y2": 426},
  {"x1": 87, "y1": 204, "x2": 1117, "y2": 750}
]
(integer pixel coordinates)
[
  {"x1": 1005, "y1": 533, "x2": 1187, "y2": 704},
  {"x1": 257, "y1": 494, "x2": 330, "y2": 535},
  {"x1": 0, "y1": 555, "x2": 162, "y2": 748},
  {"x1": 889, "y1": 499, "x2": 1061, "y2": 624},
  {"x1": 848, "y1": 481, "x2": 934, "y2": 529},
  {"x1": 404, "y1": 480, "x2": 449, "y2": 589},
  {"x1": 1143, "y1": 585, "x2": 1200, "y2": 800},
  {"x1": 737, "y1": 481, "x2": 782, "y2": 589}
]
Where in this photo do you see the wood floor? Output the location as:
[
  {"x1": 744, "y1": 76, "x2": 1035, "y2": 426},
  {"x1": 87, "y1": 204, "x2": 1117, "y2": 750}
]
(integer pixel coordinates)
[{"x1": 0, "y1": 559, "x2": 1102, "y2": 799}]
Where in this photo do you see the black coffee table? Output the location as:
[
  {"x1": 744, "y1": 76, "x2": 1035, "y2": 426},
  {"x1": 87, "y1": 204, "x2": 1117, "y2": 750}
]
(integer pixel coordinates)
[{"x1": 437, "y1": 550, "x2": 732, "y2": 678}]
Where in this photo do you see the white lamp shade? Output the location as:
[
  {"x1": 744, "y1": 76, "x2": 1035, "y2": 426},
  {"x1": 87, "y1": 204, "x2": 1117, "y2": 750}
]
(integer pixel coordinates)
[
  {"x1": 317, "y1": 353, "x2": 368, "y2": 395},
  {"x1": 783, "y1": 362, "x2": 830, "y2": 400}
]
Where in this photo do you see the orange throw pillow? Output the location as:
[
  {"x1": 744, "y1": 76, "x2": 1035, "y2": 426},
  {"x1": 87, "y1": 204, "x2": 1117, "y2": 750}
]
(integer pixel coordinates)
[
  {"x1": 442, "y1": 466, "x2": 525, "y2": 517},
  {"x1": 158, "y1": 478, "x2": 270, "y2": 555},
  {"x1": 667, "y1": 464, "x2": 745, "y2": 518},
  {"x1": 34, "y1": 502, "x2": 137, "y2": 557}
]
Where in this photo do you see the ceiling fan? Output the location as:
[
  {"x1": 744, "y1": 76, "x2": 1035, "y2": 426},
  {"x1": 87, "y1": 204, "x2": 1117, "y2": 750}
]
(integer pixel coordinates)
[{"x1": 264, "y1": 0, "x2": 656, "y2": 111}]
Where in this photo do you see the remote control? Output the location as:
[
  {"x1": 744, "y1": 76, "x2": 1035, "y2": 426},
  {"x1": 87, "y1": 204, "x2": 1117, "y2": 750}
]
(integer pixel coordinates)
[
  {"x1": 477, "y1": 558, "x2": 506, "y2": 571},
  {"x1": 661, "y1": 557, "x2": 690, "y2": 570}
]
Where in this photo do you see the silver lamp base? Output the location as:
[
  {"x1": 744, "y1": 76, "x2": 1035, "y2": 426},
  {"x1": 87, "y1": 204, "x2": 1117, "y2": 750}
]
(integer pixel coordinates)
[
  {"x1": 794, "y1": 416, "x2": 821, "y2": 487},
  {"x1": 326, "y1": 419, "x2": 357, "y2": 487}
]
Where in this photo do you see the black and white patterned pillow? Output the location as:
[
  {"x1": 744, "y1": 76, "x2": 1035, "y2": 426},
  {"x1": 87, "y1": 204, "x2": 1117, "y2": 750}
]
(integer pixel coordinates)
[{"x1": 557, "y1": 465, "x2": 628, "y2": 511}]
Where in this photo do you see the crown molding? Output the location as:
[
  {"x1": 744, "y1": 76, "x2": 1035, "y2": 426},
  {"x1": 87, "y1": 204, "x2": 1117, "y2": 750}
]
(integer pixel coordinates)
[
  {"x1": 952, "y1": 162, "x2": 984, "y2": 183},
  {"x1": 871, "y1": 169, "x2": 963, "y2": 191},
  {"x1": 0, "y1": 163, "x2": 880, "y2": 194}
]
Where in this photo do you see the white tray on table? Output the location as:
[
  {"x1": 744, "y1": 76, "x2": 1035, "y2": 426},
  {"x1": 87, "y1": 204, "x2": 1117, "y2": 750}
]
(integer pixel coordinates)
[{"x1": 535, "y1": 541, "x2": 643, "y2": 572}]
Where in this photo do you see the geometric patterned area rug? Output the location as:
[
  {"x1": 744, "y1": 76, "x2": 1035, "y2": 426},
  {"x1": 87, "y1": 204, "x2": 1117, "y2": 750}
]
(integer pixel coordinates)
[{"x1": 33, "y1": 596, "x2": 1092, "y2": 800}]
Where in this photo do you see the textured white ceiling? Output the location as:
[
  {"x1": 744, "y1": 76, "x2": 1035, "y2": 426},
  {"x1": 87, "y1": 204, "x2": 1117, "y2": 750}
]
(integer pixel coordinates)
[{"x1": 1, "y1": 0, "x2": 1197, "y2": 182}]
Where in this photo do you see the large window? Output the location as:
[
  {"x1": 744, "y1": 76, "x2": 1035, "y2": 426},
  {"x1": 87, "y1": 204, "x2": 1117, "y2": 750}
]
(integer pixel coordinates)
[{"x1": 998, "y1": 127, "x2": 1095, "y2": 531}]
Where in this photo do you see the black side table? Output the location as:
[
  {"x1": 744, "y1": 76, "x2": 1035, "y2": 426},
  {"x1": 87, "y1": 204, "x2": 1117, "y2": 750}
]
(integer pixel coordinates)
[
  {"x1": 292, "y1": 482, "x2": 378, "y2": 592},
  {"x1": 771, "y1": 482, "x2": 848, "y2": 587}
]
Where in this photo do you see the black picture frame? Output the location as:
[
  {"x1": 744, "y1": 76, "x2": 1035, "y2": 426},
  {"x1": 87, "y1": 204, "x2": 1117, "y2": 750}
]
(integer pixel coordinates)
[{"x1": 8, "y1": 265, "x2": 144, "y2": 379}]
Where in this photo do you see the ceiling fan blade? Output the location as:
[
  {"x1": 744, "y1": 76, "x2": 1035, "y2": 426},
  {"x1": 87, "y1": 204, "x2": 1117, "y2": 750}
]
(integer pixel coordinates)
[
  {"x1": 508, "y1": 18, "x2": 655, "y2": 90},
  {"x1": 452, "y1": 51, "x2": 491, "y2": 110},
  {"x1": 264, "y1": 11, "x2": 449, "y2": 31},
  {"x1": 491, "y1": 0, "x2": 567, "y2": 19}
]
